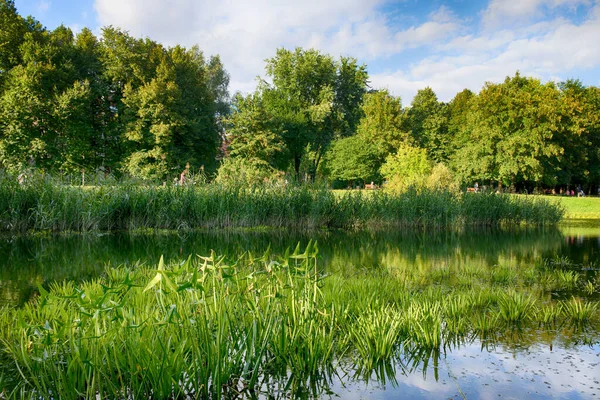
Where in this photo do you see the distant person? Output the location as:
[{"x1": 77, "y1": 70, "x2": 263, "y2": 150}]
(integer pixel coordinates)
[{"x1": 474, "y1": 182, "x2": 479, "y2": 193}]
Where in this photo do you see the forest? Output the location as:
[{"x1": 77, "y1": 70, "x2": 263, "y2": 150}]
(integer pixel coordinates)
[{"x1": 1, "y1": 0, "x2": 599, "y2": 193}]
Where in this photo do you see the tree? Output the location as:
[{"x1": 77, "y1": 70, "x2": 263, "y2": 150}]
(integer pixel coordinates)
[
  {"x1": 324, "y1": 135, "x2": 381, "y2": 185},
  {"x1": 227, "y1": 48, "x2": 368, "y2": 179},
  {"x1": 356, "y1": 89, "x2": 408, "y2": 156},
  {"x1": 121, "y1": 45, "x2": 227, "y2": 180},
  {"x1": 0, "y1": 7, "x2": 230, "y2": 177},
  {"x1": 584, "y1": 86, "x2": 600, "y2": 190},
  {"x1": 225, "y1": 92, "x2": 288, "y2": 170},
  {"x1": 451, "y1": 73, "x2": 563, "y2": 189},
  {"x1": 447, "y1": 88, "x2": 475, "y2": 159},
  {"x1": 262, "y1": 48, "x2": 336, "y2": 178},
  {"x1": 540, "y1": 80, "x2": 599, "y2": 189},
  {"x1": 380, "y1": 143, "x2": 432, "y2": 191},
  {"x1": 408, "y1": 87, "x2": 450, "y2": 163},
  {"x1": 0, "y1": 0, "x2": 40, "y2": 82},
  {"x1": 0, "y1": 25, "x2": 97, "y2": 173},
  {"x1": 324, "y1": 89, "x2": 408, "y2": 184}
]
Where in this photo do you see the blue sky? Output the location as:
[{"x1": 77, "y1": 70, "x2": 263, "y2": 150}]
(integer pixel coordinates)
[{"x1": 13, "y1": 0, "x2": 600, "y2": 103}]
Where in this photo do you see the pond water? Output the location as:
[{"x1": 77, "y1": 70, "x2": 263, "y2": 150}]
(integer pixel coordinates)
[{"x1": 1, "y1": 222, "x2": 600, "y2": 398}]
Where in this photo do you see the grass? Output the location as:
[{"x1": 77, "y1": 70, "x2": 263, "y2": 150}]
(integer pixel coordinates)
[
  {"x1": 0, "y1": 244, "x2": 598, "y2": 398},
  {"x1": 547, "y1": 195, "x2": 600, "y2": 220},
  {"x1": 0, "y1": 173, "x2": 564, "y2": 233}
]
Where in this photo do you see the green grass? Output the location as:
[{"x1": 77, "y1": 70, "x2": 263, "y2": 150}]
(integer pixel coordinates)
[
  {"x1": 548, "y1": 195, "x2": 600, "y2": 220},
  {"x1": 0, "y1": 245, "x2": 598, "y2": 398},
  {"x1": 0, "y1": 173, "x2": 564, "y2": 233}
]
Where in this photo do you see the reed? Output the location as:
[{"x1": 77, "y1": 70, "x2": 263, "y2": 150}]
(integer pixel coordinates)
[{"x1": 0, "y1": 173, "x2": 563, "y2": 233}]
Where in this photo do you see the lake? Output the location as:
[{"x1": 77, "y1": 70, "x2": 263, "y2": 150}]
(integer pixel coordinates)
[{"x1": 1, "y1": 222, "x2": 599, "y2": 398}]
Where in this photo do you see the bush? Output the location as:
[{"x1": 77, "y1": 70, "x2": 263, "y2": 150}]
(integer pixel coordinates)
[{"x1": 215, "y1": 157, "x2": 285, "y2": 187}]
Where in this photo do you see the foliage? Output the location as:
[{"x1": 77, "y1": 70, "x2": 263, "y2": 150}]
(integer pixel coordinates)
[
  {"x1": 0, "y1": 7, "x2": 228, "y2": 180},
  {"x1": 214, "y1": 157, "x2": 284, "y2": 187},
  {"x1": 356, "y1": 89, "x2": 408, "y2": 156},
  {"x1": 226, "y1": 48, "x2": 368, "y2": 179},
  {"x1": 451, "y1": 73, "x2": 573, "y2": 189},
  {"x1": 380, "y1": 143, "x2": 432, "y2": 192},
  {"x1": 323, "y1": 90, "x2": 409, "y2": 186},
  {"x1": 408, "y1": 87, "x2": 450, "y2": 164},
  {"x1": 0, "y1": 172, "x2": 563, "y2": 233},
  {"x1": 426, "y1": 163, "x2": 459, "y2": 192},
  {"x1": 324, "y1": 135, "x2": 381, "y2": 184},
  {"x1": 225, "y1": 93, "x2": 288, "y2": 170},
  {"x1": 1, "y1": 0, "x2": 599, "y2": 191}
]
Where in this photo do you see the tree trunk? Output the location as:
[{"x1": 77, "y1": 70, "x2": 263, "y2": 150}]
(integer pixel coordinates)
[{"x1": 294, "y1": 154, "x2": 301, "y2": 180}]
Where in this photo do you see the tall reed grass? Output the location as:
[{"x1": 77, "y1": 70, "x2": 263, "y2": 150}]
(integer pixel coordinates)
[
  {"x1": 0, "y1": 173, "x2": 563, "y2": 233},
  {"x1": 1, "y1": 246, "x2": 598, "y2": 398}
]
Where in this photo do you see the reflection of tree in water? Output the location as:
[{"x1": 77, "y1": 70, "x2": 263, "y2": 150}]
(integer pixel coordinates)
[
  {"x1": 0, "y1": 226, "x2": 597, "y2": 306},
  {"x1": 323, "y1": 228, "x2": 568, "y2": 273}
]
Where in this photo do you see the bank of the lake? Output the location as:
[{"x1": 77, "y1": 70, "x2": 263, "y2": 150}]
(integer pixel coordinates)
[{"x1": 0, "y1": 175, "x2": 563, "y2": 233}]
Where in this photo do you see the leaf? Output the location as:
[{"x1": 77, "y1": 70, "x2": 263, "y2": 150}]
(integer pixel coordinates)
[
  {"x1": 143, "y1": 273, "x2": 162, "y2": 292},
  {"x1": 162, "y1": 273, "x2": 178, "y2": 293}
]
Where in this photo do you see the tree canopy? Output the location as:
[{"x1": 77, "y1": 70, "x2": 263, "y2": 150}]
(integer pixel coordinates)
[
  {"x1": 1, "y1": 1, "x2": 599, "y2": 191},
  {"x1": 0, "y1": 3, "x2": 228, "y2": 180}
]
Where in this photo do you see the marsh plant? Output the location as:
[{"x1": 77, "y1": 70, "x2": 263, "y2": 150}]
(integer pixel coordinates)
[
  {"x1": 0, "y1": 246, "x2": 598, "y2": 399},
  {"x1": 0, "y1": 173, "x2": 563, "y2": 233}
]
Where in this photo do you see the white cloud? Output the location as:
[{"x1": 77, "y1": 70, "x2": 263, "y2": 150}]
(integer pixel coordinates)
[
  {"x1": 481, "y1": 0, "x2": 590, "y2": 29},
  {"x1": 373, "y1": 3, "x2": 600, "y2": 103},
  {"x1": 93, "y1": 1, "x2": 463, "y2": 95},
  {"x1": 91, "y1": 0, "x2": 600, "y2": 103}
]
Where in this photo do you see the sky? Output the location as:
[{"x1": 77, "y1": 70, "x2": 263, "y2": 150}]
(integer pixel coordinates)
[{"x1": 12, "y1": 0, "x2": 600, "y2": 103}]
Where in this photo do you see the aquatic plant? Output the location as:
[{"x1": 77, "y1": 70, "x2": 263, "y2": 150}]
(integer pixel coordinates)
[
  {"x1": 0, "y1": 173, "x2": 564, "y2": 233},
  {"x1": 0, "y1": 247, "x2": 598, "y2": 399},
  {"x1": 497, "y1": 291, "x2": 536, "y2": 324},
  {"x1": 562, "y1": 297, "x2": 598, "y2": 327}
]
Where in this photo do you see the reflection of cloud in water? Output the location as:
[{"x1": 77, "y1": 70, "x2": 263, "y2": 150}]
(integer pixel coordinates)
[{"x1": 331, "y1": 342, "x2": 600, "y2": 399}]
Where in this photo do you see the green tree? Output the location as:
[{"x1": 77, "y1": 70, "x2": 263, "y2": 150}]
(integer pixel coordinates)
[
  {"x1": 585, "y1": 86, "x2": 600, "y2": 190},
  {"x1": 324, "y1": 89, "x2": 408, "y2": 184},
  {"x1": 356, "y1": 89, "x2": 408, "y2": 156},
  {"x1": 121, "y1": 45, "x2": 226, "y2": 180},
  {"x1": 0, "y1": 0, "x2": 26, "y2": 77},
  {"x1": 541, "y1": 80, "x2": 599, "y2": 189},
  {"x1": 230, "y1": 48, "x2": 368, "y2": 179},
  {"x1": 447, "y1": 88, "x2": 475, "y2": 158},
  {"x1": 324, "y1": 135, "x2": 381, "y2": 185},
  {"x1": 380, "y1": 143, "x2": 432, "y2": 191},
  {"x1": 408, "y1": 87, "x2": 450, "y2": 163},
  {"x1": 225, "y1": 92, "x2": 288, "y2": 170},
  {"x1": 0, "y1": 25, "x2": 97, "y2": 173},
  {"x1": 451, "y1": 73, "x2": 562, "y2": 189}
]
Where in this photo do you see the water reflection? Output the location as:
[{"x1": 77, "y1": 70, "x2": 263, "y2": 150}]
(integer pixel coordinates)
[
  {"x1": 327, "y1": 341, "x2": 600, "y2": 400},
  {"x1": 1, "y1": 225, "x2": 600, "y2": 307},
  {"x1": 1, "y1": 226, "x2": 600, "y2": 399}
]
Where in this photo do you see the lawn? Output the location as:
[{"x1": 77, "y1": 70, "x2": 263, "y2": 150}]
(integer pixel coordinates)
[{"x1": 550, "y1": 195, "x2": 600, "y2": 220}]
